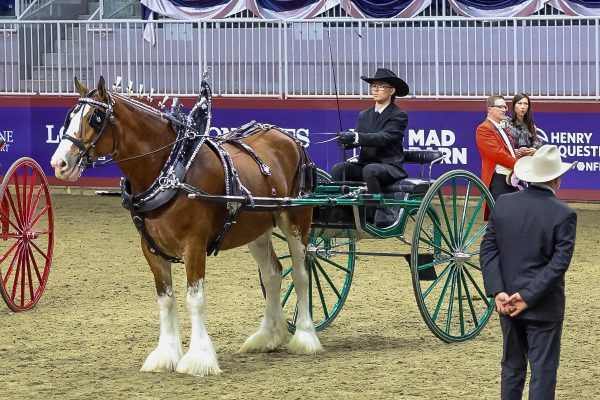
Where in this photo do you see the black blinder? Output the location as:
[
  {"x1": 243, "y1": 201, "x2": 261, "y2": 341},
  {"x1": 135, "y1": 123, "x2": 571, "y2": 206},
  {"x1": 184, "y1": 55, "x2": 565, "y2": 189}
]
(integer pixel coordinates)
[{"x1": 89, "y1": 108, "x2": 106, "y2": 131}]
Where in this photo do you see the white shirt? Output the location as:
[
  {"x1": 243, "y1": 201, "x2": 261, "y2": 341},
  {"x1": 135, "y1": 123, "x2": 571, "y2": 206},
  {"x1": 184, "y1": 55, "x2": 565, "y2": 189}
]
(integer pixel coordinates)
[{"x1": 375, "y1": 103, "x2": 390, "y2": 114}]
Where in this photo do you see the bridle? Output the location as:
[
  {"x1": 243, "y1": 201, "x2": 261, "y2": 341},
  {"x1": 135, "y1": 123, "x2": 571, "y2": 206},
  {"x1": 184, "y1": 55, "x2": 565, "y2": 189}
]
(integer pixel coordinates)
[{"x1": 62, "y1": 89, "x2": 117, "y2": 170}]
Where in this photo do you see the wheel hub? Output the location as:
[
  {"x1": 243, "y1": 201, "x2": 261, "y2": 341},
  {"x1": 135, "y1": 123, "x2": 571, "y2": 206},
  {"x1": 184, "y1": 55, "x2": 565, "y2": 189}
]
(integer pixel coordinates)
[
  {"x1": 306, "y1": 243, "x2": 318, "y2": 258},
  {"x1": 453, "y1": 251, "x2": 471, "y2": 268}
]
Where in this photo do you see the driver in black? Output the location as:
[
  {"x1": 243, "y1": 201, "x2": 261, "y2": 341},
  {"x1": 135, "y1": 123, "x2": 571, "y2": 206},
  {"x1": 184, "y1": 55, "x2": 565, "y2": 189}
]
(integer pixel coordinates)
[{"x1": 332, "y1": 68, "x2": 410, "y2": 222}]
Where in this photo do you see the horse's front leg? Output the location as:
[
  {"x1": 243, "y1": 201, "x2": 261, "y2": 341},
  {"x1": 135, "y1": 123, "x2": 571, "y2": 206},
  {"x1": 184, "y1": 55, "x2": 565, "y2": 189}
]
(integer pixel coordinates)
[
  {"x1": 140, "y1": 242, "x2": 184, "y2": 372},
  {"x1": 176, "y1": 249, "x2": 222, "y2": 376}
]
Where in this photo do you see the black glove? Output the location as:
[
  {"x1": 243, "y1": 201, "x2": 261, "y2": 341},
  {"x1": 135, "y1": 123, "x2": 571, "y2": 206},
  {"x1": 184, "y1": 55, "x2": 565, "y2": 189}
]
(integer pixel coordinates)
[{"x1": 336, "y1": 131, "x2": 356, "y2": 146}]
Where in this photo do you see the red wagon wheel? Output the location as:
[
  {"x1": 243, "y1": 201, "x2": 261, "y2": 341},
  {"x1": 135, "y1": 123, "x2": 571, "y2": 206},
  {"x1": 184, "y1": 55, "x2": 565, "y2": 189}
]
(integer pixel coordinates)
[{"x1": 0, "y1": 158, "x2": 54, "y2": 311}]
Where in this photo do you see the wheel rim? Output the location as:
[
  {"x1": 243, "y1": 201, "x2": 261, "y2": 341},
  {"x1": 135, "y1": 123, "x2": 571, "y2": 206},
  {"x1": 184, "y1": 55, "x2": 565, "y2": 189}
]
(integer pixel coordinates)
[
  {"x1": 0, "y1": 158, "x2": 54, "y2": 311},
  {"x1": 273, "y1": 228, "x2": 355, "y2": 332},
  {"x1": 411, "y1": 170, "x2": 494, "y2": 342}
]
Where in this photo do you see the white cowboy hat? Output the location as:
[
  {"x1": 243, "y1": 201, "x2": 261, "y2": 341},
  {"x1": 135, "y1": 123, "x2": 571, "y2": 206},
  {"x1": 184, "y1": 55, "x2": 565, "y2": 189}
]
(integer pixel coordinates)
[{"x1": 514, "y1": 144, "x2": 578, "y2": 183}]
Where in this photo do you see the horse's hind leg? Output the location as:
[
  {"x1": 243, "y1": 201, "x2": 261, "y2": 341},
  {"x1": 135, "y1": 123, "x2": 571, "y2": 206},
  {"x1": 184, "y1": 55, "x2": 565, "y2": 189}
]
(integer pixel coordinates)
[
  {"x1": 278, "y1": 211, "x2": 324, "y2": 355},
  {"x1": 176, "y1": 249, "x2": 222, "y2": 376},
  {"x1": 140, "y1": 244, "x2": 184, "y2": 372},
  {"x1": 239, "y1": 229, "x2": 289, "y2": 353}
]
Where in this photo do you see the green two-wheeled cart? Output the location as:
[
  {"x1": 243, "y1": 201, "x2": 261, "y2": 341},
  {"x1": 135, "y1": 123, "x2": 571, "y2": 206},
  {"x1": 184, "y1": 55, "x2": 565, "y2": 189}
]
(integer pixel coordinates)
[{"x1": 270, "y1": 149, "x2": 495, "y2": 343}]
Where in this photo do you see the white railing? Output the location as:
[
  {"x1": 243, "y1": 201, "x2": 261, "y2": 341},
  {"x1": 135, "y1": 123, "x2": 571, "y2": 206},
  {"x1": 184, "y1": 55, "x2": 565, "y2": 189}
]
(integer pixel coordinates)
[{"x1": 0, "y1": 17, "x2": 598, "y2": 99}]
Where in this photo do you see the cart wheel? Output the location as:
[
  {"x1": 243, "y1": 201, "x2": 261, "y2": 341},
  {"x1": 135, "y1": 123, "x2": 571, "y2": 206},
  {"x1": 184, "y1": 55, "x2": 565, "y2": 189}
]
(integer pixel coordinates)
[
  {"x1": 0, "y1": 158, "x2": 54, "y2": 311},
  {"x1": 411, "y1": 169, "x2": 494, "y2": 342},
  {"x1": 272, "y1": 228, "x2": 355, "y2": 332}
]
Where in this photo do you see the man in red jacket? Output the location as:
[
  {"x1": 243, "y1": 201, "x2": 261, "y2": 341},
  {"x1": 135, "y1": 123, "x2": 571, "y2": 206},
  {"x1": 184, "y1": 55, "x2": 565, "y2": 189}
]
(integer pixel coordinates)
[{"x1": 476, "y1": 95, "x2": 518, "y2": 218}]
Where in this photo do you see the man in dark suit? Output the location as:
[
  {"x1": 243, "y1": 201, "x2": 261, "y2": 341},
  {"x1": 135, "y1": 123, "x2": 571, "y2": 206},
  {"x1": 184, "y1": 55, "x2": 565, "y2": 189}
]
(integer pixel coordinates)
[
  {"x1": 480, "y1": 145, "x2": 578, "y2": 400},
  {"x1": 332, "y1": 68, "x2": 409, "y2": 224}
]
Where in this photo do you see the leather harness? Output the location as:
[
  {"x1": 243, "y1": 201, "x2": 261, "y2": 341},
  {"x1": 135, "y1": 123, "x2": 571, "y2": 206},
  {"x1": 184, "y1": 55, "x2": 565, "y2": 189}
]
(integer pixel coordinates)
[{"x1": 119, "y1": 84, "x2": 316, "y2": 262}]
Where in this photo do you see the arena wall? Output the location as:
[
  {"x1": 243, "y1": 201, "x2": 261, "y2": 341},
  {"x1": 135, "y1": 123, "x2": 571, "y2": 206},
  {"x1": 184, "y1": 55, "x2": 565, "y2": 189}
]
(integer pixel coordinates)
[{"x1": 1, "y1": 96, "x2": 598, "y2": 200}]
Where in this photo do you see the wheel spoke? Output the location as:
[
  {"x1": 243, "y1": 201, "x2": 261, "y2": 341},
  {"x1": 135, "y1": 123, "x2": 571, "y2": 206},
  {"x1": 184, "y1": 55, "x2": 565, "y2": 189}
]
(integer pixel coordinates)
[
  {"x1": 12, "y1": 172, "x2": 25, "y2": 227},
  {"x1": 418, "y1": 235, "x2": 453, "y2": 258},
  {"x1": 315, "y1": 253, "x2": 351, "y2": 274},
  {"x1": 25, "y1": 243, "x2": 35, "y2": 303},
  {"x1": 422, "y1": 262, "x2": 453, "y2": 299},
  {"x1": 281, "y1": 280, "x2": 295, "y2": 306},
  {"x1": 282, "y1": 266, "x2": 292, "y2": 279},
  {"x1": 458, "y1": 180, "x2": 472, "y2": 247},
  {"x1": 460, "y1": 269, "x2": 480, "y2": 327},
  {"x1": 27, "y1": 245, "x2": 44, "y2": 284},
  {"x1": 25, "y1": 168, "x2": 38, "y2": 225},
  {"x1": 436, "y1": 190, "x2": 456, "y2": 249},
  {"x1": 11, "y1": 244, "x2": 23, "y2": 301},
  {"x1": 417, "y1": 256, "x2": 453, "y2": 271},
  {"x1": 445, "y1": 267, "x2": 458, "y2": 334},
  {"x1": 4, "y1": 187, "x2": 24, "y2": 229},
  {"x1": 421, "y1": 208, "x2": 455, "y2": 251},
  {"x1": 29, "y1": 240, "x2": 51, "y2": 262},
  {"x1": 464, "y1": 260, "x2": 482, "y2": 271},
  {"x1": 313, "y1": 259, "x2": 342, "y2": 299},
  {"x1": 457, "y1": 268, "x2": 465, "y2": 336},
  {"x1": 452, "y1": 179, "x2": 458, "y2": 247},
  {"x1": 27, "y1": 184, "x2": 44, "y2": 225},
  {"x1": 432, "y1": 266, "x2": 456, "y2": 322},
  {"x1": 3, "y1": 240, "x2": 23, "y2": 286},
  {"x1": 310, "y1": 262, "x2": 330, "y2": 320},
  {"x1": 0, "y1": 237, "x2": 22, "y2": 264},
  {"x1": 461, "y1": 194, "x2": 486, "y2": 244},
  {"x1": 29, "y1": 204, "x2": 51, "y2": 229},
  {"x1": 463, "y1": 224, "x2": 488, "y2": 251},
  {"x1": 463, "y1": 267, "x2": 490, "y2": 307}
]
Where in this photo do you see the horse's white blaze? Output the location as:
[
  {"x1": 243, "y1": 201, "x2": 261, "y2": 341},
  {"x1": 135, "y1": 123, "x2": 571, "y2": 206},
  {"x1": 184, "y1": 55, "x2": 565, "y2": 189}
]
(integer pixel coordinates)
[
  {"x1": 50, "y1": 104, "x2": 89, "y2": 181},
  {"x1": 140, "y1": 290, "x2": 183, "y2": 372},
  {"x1": 239, "y1": 229, "x2": 289, "y2": 353},
  {"x1": 278, "y1": 214, "x2": 324, "y2": 355},
  {"x1": 176, "y1": 279, "x2": 222, "y2": 376}
]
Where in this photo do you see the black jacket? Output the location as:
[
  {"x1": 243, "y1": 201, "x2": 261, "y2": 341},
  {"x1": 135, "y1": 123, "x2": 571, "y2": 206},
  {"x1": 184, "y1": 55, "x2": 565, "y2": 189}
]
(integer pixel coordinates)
[
  {"x1": 480, "y1": 185, "x2": 577, "y2": 321},
  {"x1": 354, "y1": 103, "x2": 408, "y2": 178}
]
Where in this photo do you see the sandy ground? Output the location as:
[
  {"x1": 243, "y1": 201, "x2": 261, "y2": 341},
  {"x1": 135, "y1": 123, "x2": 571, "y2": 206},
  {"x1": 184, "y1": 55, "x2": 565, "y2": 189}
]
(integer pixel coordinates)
[{"x1": 1, "y1": 192, "x2": 599, "y2": 399}]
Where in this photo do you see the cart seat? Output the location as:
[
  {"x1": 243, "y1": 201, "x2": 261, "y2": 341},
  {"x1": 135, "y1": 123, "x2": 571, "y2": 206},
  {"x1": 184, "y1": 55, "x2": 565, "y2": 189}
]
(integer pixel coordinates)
[{"x1": 381, "y1": 177, "x2": 432, "y2": 194}]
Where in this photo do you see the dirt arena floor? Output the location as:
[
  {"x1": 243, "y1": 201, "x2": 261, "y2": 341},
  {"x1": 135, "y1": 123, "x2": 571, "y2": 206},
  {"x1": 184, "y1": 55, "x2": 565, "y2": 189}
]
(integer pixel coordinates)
[{"x1": 1, "y1": 191, "x2": 599, "y2": 400}]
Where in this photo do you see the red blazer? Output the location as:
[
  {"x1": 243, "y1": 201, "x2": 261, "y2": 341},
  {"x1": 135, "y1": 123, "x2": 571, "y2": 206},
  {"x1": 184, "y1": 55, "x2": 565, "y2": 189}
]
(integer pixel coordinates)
[
  {"x1": 476, "y1": 119, "x2": 517, "y2": 189},
  {"x1": 476, "y1": 119, "x2": 517, "y2": 219}
]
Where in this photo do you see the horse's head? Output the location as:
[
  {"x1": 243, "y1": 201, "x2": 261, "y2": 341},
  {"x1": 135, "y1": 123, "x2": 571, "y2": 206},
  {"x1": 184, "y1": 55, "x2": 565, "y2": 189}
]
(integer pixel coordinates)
[{"x1": 51, "y1": 76, "x2": 116, "y2": 181}]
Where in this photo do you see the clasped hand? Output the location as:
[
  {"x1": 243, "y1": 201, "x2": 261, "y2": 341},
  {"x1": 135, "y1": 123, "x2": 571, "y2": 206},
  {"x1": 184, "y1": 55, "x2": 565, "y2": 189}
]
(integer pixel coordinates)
[
  {"x1": 495, "y1": 292, "x2": 528, "y2": 317},
  {"x1": 336, "y1": 131, "x2": 355, "y2": 147}
]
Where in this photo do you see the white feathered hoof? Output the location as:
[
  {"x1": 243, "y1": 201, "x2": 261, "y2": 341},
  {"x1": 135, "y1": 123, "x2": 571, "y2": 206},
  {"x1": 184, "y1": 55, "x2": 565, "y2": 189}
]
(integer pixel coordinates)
[
  {"x1": 175, "y1": 349, "x2": 222, "y2": 376},
  {"x1": 238, "y1": 328, "x2": 287, "y2": 353},
  {"x1": 287, "y1": 329, "x2": 324, "y2": 355},
  {"x1": 140, "y1": 347, "x2": 182, "y2": 373}
]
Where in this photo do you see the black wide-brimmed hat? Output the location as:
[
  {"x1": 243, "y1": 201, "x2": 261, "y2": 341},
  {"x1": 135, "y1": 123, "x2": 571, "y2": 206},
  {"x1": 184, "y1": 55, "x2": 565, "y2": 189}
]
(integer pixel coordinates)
[{"x1": 361, "y1": 68, "x2": 410, "y2": 97}]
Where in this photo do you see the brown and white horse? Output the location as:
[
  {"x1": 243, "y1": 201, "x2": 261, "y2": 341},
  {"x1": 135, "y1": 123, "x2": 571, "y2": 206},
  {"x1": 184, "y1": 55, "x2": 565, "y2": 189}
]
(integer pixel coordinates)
[{"x1": 50, "y1": 77, "x2": 321, "y2": 376}]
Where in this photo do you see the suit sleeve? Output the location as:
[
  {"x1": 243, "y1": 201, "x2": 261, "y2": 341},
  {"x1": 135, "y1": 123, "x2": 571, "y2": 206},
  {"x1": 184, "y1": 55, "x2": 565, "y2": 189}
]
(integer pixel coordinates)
[
  {"x1": 480, "y1": 207, "x2": 505, "y2": 297},
  {"x1": 356, "y1": 110, "x2": 407, "y2": 147},
  {"x1": 476, "y1": 125, "x2": 517, "y2": 169},
  {"x1": 519, "y1": 210, "x2": 577, "y2": 308}
]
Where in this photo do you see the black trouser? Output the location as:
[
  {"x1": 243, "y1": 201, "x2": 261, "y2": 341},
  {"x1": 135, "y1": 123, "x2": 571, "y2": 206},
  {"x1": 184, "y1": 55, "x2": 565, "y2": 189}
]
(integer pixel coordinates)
[
  {"x1": 331, "y1": 162, "x2": 406, "y2": 193},
  {"x1": 500, "y1": 316, "x2": 563, "y2": 400},
  {"x1": 490, "y1": 172, "x2": 518, "y2": 201}
]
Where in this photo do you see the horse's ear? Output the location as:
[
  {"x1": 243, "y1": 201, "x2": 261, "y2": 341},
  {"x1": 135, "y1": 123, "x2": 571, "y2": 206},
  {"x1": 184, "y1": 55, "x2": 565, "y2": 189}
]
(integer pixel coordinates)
[
  {"x1": 74, "y1": 77, "x2": 88, "y2": 96},
  {"x1": 97, "y1": 76, "x2": 107, "y2": 100}
]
